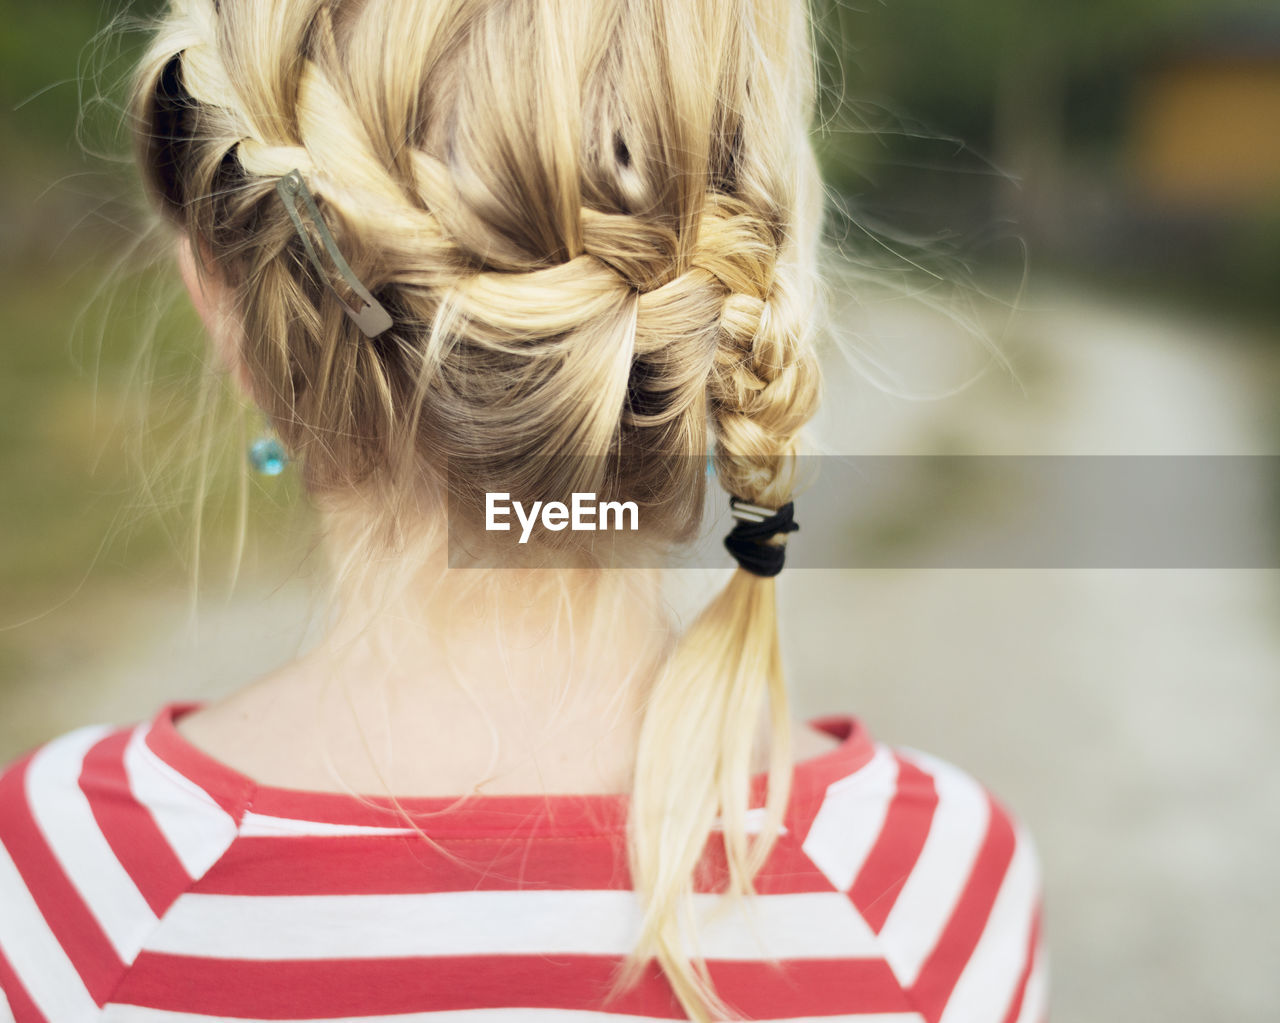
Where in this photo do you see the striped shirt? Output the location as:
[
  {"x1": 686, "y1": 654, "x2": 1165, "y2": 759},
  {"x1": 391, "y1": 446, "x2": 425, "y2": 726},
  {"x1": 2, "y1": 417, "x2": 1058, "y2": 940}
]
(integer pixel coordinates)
[{"x1": 0, "y1": 701, "x2": 1047, "y2": 1022}]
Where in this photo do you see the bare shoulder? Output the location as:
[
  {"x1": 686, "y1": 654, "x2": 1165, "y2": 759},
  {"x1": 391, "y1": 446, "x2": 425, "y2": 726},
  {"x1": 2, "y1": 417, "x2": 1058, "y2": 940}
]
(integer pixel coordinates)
[{"x1": 174, "y1": 677, "x2": 319, "y2": 785}]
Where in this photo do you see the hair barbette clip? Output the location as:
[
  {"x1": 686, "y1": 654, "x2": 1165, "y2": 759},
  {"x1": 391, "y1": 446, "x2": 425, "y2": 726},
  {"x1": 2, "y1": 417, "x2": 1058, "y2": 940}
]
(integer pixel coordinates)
[{"x1": 275, "y1": 168, "x2": 393, "y2": 338}]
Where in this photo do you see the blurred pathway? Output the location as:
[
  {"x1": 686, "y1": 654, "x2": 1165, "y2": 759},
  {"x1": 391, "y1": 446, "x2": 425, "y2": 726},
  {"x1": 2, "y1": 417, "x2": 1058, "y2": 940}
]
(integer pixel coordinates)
[{"x1": 788, "y1": 279, "x2": 1280, "y2": 1023}]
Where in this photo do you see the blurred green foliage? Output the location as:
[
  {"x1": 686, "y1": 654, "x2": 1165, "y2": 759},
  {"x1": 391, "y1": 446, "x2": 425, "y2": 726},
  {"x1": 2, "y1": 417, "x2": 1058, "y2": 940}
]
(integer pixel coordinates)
[
  {"x1": 0, "y1": 0, "x2": 307, "y2": 629},
  {"x1": 812, "y1": 0, "x2": 1267, "y2": 161},
  {"x1": 810, "y1": 0, "x2": 1280, "y2": 319}
]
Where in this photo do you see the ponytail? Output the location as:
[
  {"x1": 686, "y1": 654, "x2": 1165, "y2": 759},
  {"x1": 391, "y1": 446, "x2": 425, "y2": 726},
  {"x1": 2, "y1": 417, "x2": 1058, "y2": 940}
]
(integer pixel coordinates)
[{"x1": 608, "y1": 567, "x2": 794, "y2": 1021}]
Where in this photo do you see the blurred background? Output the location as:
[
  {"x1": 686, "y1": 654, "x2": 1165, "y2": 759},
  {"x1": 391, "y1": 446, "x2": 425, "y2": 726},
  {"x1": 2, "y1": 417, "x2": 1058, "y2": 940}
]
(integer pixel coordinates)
[{"x1": 2, "y1": 1, "x2": 1278, "y2": 1020}]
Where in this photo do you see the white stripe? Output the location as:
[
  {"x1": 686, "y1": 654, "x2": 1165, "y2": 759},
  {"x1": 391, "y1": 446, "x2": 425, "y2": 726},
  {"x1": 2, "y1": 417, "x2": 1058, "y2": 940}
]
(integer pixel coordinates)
[
  {"x1": 25, "y1": 725, "x2": 159, "y2": 961},
  {"x1": 1015, "y1": 917, "x2": 1050, "y2": 1023},
  {"x1": 236, "y1": 807, "x2": 781, "y2": 838},
  {"x1": 801, "y1": 744, "x2": 899, "y2": 892},
  {"x1": 104, "y1": 1007, "x2": 926, "y2": 1023},
  {"x1": 123, "y1": 724, "x2": 239, "y2": 878},
  {"x1": 238, "y1": 811, "x2": 416, "y2": 837},
  {"x1": 877, "y1": 748, "x2": 990, "y2": 987},
  {"x1": 0, "y1": 836, "x2": 100, "y2": 1022},
  {"x1": 939, "y1": 824, "x2": 1040, "y2": 1023},
  {"x1": 145, "y1": 888, "x2": 880, "y2": 961},
  {"x1": 236, "y1": 805, "x2": 783, "y2": 839},
  {"x1": 0, "y1": 984, "x2": 13, "y2": 1023}
]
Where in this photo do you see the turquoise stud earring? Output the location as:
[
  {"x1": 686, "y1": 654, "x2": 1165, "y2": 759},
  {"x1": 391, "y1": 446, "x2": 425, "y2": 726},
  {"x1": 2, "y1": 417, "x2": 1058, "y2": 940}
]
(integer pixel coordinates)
[
  {"x1": 248, "y1": 418, "x2": 289, "y2": 476},
  {"x1": 249, "y1": 436, "x2": 288, "y2": 476}
]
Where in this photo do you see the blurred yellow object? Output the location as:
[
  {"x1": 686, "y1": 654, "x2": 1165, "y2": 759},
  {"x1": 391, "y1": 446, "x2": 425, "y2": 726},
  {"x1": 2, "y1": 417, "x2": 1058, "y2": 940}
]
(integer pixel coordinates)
[{"x1": 1132, "y1": 50, "x2": 1280, "y2": 209}]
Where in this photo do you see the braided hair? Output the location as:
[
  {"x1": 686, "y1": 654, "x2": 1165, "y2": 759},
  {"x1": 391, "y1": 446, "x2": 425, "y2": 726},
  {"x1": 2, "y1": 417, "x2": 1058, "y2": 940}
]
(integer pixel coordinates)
[{"x1": 131, "y1": 0, "x2": 823, "y2": 1017}]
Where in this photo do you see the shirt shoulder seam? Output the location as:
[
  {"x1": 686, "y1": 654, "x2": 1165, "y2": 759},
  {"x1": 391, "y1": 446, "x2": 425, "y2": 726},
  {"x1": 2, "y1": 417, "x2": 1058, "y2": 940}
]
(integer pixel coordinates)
[{"x1": 95, "y1": 732, "x2": 255, "y2": 1016}]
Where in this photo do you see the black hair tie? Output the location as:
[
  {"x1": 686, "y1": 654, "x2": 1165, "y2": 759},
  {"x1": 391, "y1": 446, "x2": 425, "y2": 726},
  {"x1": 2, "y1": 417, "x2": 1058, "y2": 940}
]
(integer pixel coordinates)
[{"x1": 724, "y1": 498, "x2": 799, "y2": 578}]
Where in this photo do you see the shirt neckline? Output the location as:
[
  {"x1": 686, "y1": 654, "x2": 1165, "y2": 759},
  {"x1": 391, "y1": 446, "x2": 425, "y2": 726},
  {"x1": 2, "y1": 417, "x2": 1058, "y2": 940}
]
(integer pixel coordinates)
[{"x1": 143, "y1": 700, "x2": 876, "y2": 837}]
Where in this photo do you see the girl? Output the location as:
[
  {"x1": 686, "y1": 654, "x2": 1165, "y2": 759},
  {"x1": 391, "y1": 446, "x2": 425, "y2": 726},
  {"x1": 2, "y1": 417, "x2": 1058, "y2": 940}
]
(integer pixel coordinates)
[{"x1": 0, "y1": 0, "x2": 1047, "y2": 1020}]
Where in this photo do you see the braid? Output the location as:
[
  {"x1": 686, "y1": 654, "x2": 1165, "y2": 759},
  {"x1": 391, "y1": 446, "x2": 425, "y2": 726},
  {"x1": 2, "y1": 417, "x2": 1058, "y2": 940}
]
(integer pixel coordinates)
[{"x1": 709, "y1": 255, "x2": 821, "y2": 509}]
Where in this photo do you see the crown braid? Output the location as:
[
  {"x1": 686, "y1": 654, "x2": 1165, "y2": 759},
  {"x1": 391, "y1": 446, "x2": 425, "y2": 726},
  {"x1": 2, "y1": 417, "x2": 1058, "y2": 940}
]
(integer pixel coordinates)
[{"x1": 157, "y1": 0, "x2": 817, "y2": 519}]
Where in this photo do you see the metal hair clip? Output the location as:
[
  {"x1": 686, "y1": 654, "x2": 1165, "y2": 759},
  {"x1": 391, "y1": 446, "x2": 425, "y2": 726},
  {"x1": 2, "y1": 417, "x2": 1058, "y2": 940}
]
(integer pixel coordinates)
[
  {"x1": 729, "y1": 497, "x2": 780, "y2": 524},
  {"x1": 275, "y1": 168, "x2": 393, "y2": 338}
]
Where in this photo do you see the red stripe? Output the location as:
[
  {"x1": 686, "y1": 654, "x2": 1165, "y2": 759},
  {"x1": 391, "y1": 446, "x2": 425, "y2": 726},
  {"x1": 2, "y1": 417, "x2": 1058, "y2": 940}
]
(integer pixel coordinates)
[
  {"x1": 0, "y1": 946, "x2": 47, "y2": 1023},
  {"x1": 699, "y1": 832, "x2": 845, "y2": 895},
  {"x1": 198, "y1": 832, "x2": 628, "y2": 895},
  {"x1": 851, "y1": 753, "x2": 938, "y2": 931},
  {"x1": 114, "y1": 952, "x2": 914, "y2": 1019},
  {"x1": 1000, "y1": 896, "x2": 1044, "y2": 1023},
  {"x1": 80, "y1": 729, "x2": 192, "y2": 916},
  {"x1": 0, "y1": 754, "x2": 123, "y2": 1005},
  {"x1": 196, "y1": 826, "x2": 833, "y2": 897},
  {"x1": 908, "y1": 792, "x2": 1017, "y2": 1023}
]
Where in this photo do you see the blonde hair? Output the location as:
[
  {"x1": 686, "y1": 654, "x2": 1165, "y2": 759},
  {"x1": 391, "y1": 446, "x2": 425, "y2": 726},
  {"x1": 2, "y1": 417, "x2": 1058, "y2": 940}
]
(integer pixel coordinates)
[{"x1": 127, "y1": 0, "x2": 824, "y2": 1017}]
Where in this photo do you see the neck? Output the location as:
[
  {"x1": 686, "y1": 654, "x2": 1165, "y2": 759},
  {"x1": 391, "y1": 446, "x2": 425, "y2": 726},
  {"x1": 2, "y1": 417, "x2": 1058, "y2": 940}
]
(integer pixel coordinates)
[{"x1": 260, "y1": 553, "x2": 676, "y2": 796}]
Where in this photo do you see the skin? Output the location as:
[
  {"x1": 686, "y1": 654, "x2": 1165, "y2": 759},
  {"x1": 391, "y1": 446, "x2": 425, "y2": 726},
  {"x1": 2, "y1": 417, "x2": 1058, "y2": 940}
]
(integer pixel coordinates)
[{"x1": 173, "y1": 234, "x2": 843, "y2": 797}]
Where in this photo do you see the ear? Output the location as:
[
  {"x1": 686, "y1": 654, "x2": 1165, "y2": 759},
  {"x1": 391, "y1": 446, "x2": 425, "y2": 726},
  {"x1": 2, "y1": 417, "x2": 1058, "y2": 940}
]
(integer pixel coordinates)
[{"x1": 176, "y1": 232, "x2": 255, "y2": 400}]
